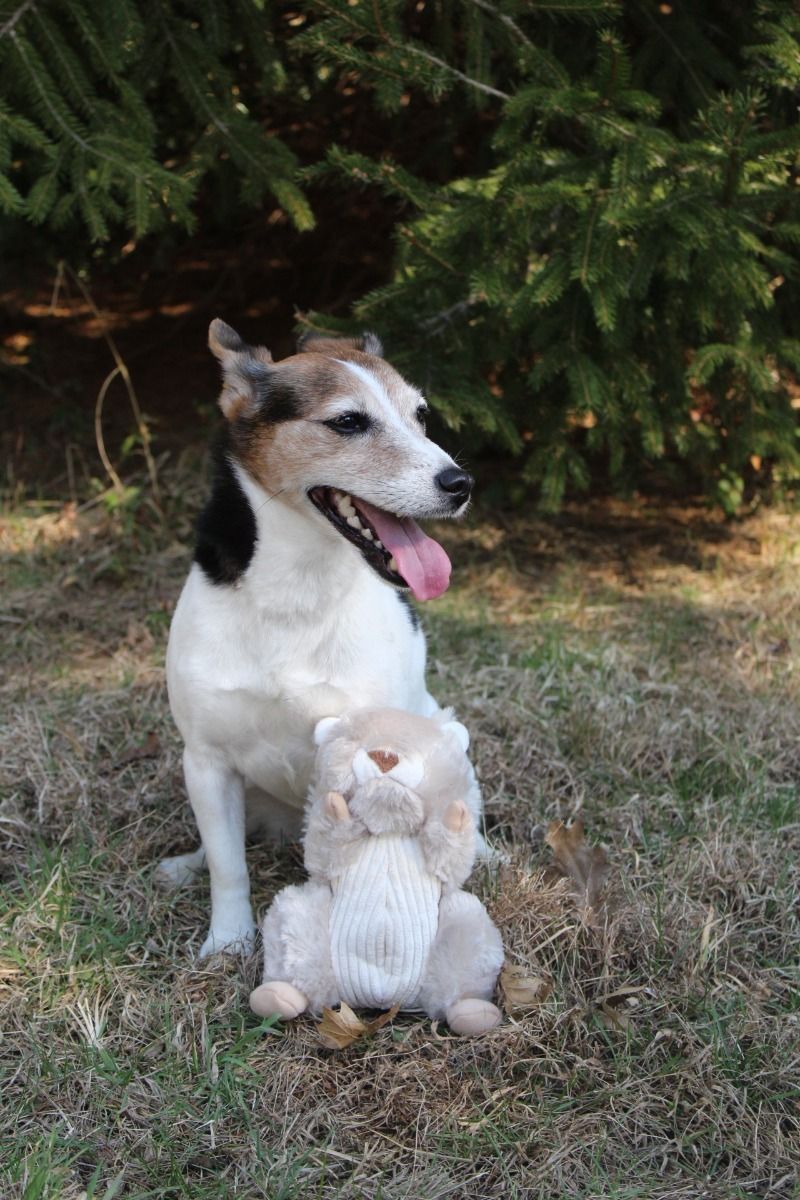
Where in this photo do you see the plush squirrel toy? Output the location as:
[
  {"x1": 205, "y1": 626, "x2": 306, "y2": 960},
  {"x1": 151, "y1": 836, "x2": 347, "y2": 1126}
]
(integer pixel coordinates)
[{"x1": 249, "y1": 708, "x2": 504, "y2": 1036}]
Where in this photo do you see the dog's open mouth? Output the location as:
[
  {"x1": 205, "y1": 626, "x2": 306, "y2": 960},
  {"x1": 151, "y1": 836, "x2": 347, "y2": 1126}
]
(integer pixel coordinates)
[{"x1": 308, "y1": 487, "x2": 451, "y2": 601}]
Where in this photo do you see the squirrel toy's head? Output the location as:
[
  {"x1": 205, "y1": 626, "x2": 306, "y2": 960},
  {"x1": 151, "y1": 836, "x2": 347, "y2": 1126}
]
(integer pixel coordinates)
[
  {"x1": 303, "y1": 707, "x2": 480, "y2": 886},
  {"x1": 312, "y1": 707, "x2": 473, "y2": 835}
]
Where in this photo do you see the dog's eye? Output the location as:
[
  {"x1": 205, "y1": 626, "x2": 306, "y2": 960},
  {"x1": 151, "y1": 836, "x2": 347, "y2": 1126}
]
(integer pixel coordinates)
[
  {"x1": 325, "y1": 412, "x2": 370, "y2": 435},
  {"x1": 416, "y1": 405, "x2": 428, "y2": 429}
]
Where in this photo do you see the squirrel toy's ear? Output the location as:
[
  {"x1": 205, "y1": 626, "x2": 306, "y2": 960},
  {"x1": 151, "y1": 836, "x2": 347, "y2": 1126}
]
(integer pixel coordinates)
[
  {"x1": 442, "y1": 720, "x2": 470, "y2": 753},
  {"x1": 313, "y1": 716, "x2": 342, "y2": 746}
]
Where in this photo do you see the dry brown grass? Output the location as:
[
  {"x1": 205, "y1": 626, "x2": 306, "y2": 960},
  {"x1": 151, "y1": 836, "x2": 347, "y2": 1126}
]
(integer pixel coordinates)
[{"x1": 1, "y1": 472, "x2": 799, "y2": 1199}]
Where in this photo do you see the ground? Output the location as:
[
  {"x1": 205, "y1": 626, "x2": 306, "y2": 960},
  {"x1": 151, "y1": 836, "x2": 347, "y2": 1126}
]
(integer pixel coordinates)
[{"x1": 1, "y1": 457, "x2": 798, "y2": 1200}]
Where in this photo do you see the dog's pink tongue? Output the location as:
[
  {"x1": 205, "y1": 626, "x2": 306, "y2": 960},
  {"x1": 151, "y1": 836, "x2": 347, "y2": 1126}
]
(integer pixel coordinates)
[{"x1": 356, "y1": 500, "x2": 451, "y2": 601}]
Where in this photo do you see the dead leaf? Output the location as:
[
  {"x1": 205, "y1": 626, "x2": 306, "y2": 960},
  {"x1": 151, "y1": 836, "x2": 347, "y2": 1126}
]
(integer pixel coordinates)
[
  {"x1": 545, "y1": 818, "x2": 611, "y2": 923},
  {"x1": 499, "y1": 963, "x2": 553, "y2": 1013},
  {"x1": 0, "y1": 961, "x2": 21, "y2": 978},
  {"x1": 596, "y1": 984, "x2": 652, "y2": 1006},
  {"x1": 318, "y1": 1001, "x2": 400, "y2": 1049},
  {"x1": 591, "y1": 984, "x2": 652, "y2": 1032},
  {"x1": 596, "y1": 1002, "x2": 631, "y2": 1032},
  {"x1": 113, "y1": 731, "x2": 161, "y2": 769}
]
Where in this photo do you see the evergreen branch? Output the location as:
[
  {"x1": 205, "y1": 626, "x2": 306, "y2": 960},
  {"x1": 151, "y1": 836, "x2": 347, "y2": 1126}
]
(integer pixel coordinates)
[
  {"x1": 397, "y1": 224, "x2": 464, "y2": 275},
  {"x1": 0, "y1": 0, "x2": 35, "y2": 41},
  {"x1": 11, "y1": 31, "x2": 167, "y2": 197},
  {"x1": 310, "y1": 0, "x2": 509, "y2": 101},
  {"x1": 467, "y1": 0, "x2": 532, "y2": 48},
  {"x1": 420, "y1": 296, "x2": 483, "y2": 335},
  {"x1": 399, "y1": 42, "x2": 509, "y2": 101},
  {"x1": 158, "y1": 18, "x2": 232, "y2": 138},
  {"x1": 158, "y1": 9, "x2": 311, "y2": 227},
  {"x1": 637, "y1": 2, "x2": 711, "y2": 107}
]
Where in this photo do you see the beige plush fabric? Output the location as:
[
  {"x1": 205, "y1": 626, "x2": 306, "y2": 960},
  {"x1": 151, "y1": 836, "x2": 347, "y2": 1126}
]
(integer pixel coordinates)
[
  {"x1": 253, "y1": 707, "x2": 504, "y2": 1030},
  {"x1": 330, "y1": 834, "x2": 440, "y2": 1010}
]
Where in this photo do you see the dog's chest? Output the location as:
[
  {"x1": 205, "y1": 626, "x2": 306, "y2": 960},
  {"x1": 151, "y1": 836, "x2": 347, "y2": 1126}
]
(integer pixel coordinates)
[{"x1": 168, "y1": 564, "x2": 429, "y2": 803}]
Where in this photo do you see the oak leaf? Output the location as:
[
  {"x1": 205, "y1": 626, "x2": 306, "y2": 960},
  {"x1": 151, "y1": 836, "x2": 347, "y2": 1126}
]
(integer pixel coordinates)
[
  {"x1": 545, "y1": 818, "x2": 611, "y2": 925},
  {"x1": 113, "y1": 731, "x2": 161, "y2": 769},
  {"x1": 499, "y1": 963, "x2": 552, "y2": 1013},
  {"x1": 318, "y1": 1001, "x2": 400, "y2": 1049}
]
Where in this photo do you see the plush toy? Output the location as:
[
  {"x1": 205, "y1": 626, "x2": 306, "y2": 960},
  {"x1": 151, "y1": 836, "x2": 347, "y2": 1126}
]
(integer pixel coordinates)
[{"x1": 249, "y1": 707, "x2": 504, "y2": 1036}]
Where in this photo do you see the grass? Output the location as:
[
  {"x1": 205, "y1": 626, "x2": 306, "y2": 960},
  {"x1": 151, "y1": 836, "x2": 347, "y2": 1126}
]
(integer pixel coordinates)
[{"x1": 1, "y1": 471, "x2": 799, "y2": 1199}]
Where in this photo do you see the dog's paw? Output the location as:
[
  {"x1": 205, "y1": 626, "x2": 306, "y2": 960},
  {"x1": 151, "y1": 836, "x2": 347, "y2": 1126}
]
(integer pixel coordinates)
[
  {"x1": 445, "y1": 998, "x2": 503, "y2": 1036},
  {"x1": 198, "y1": 923, "x2": 256, "y2": 960},
  {"x1": 155, "y1": 849, "x2": 207, "y2": 890}
]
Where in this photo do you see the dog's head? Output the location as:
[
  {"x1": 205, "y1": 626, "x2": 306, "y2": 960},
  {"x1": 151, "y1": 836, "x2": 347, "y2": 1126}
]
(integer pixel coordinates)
[{"x1": 208, "y1": 319, "x2": 473, "y2": 601}]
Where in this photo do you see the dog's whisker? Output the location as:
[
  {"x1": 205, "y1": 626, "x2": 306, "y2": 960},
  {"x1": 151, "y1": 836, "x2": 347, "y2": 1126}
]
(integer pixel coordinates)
[{"x1": 254, "y1": 487, "x2": 288, "y2": 515}]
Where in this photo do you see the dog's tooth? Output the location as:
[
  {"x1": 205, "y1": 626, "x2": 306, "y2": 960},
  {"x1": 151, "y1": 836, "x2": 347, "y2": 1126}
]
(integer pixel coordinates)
[
  {"x1": 362, "y1": 528, "x2": 373, "y2": 540},
  {"x1": 347, "y1": 515, "x2": 362, "y2": 530},
  {"x1": 375, "y1": 539, "x2": 384, "y2": 550},
  {"x1": 388, "y1": 555, "x2": 399, "y2": 573}
]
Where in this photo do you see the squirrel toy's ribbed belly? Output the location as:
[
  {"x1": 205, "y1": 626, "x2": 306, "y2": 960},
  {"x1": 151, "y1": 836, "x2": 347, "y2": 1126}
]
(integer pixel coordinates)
[{"x1": 329, "y1": 835, "x2": 441, "y2": 1010}]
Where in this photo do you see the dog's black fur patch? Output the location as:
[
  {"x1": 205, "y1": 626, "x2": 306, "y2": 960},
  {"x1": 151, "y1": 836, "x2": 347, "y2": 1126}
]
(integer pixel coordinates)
[
  {"x1": 195, "y1": 435, "x2": 257, "y2": 586},
  {"x1": 227, "y1": 356, "x2": 301, "y2": 424},
  {"x1": 396, "y1": 592, "x2": 421, "y2": 631}
]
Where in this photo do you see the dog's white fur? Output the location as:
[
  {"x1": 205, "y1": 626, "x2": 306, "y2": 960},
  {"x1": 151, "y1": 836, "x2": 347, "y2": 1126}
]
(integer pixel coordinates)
[{"x1": 162, "y1": 323, "x2": 475, "y2": 957}]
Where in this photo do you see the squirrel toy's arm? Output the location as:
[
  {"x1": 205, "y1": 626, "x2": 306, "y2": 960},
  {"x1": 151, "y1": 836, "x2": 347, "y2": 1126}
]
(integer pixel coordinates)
[
  {"x1": 419, "y1": 800, "x2": 477, "y2": 888},
  {"x1": 302, "y1": 790, "x2": 365, "y2": 880}
]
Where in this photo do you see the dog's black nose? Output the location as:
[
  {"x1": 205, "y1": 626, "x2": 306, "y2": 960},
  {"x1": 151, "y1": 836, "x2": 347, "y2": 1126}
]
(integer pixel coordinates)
[{"x1": 436, "y1": 468, "x2": 474, "y2": 504}]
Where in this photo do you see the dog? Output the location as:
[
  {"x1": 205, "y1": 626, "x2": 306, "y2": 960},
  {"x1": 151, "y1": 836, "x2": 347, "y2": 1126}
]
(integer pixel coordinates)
[{"x1": 160, "y1": 320, "x2": 476, "y2": 958}]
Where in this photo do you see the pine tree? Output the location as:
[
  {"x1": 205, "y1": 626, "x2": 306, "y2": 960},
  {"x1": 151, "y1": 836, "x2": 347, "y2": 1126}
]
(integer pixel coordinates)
[
  {"x1": 0, "y1": 0, "x2": 312, "y2": 244},
  {"x1": 299, "y1": 0, "x2": 800, "y2": 510},
  {"x1": 4, "y1": 0, "x2": 799, "y2": 509}
]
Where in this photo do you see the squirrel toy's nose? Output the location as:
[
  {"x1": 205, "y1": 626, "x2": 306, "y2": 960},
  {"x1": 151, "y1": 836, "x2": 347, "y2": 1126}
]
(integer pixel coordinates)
[{"x1": 367, "y1": 749, "x2": 399, "y2": 774}]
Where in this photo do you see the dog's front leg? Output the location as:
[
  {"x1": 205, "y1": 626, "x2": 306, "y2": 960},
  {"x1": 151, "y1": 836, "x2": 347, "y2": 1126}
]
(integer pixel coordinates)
[{"x1": 183, "y1": 749, "x2": 255, "y2": 959}]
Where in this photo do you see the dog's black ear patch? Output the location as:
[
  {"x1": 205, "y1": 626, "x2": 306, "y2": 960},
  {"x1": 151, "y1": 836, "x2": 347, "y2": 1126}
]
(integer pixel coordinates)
[
  {"x1": 297, "y1": 331, "x2": 384, "y2": 358},
  {"x1": 209, "y1": 318, "x2": 274, "y2": 421},
  {"x1": 195, "y1": 436, "x2": 257, "y2": 586}
]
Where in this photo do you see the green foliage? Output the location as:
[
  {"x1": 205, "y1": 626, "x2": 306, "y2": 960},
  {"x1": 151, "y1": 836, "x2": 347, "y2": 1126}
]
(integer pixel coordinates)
[
  {"x1": 301, "y1": 0, "x2": 800, "y2": 510},
  {"x1": 0, "y1": 0, "x2": 312, "y2": 243},
  {"x1": 3, "y1": 0, "x2": 800, "y2": 508}
]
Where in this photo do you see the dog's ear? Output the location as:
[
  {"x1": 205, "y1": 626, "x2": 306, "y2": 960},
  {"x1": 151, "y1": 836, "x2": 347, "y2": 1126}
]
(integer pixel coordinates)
[
  {"x1": 209, "y1": 318, "x2": 274, "y2": 421},
  {"x1": 297, "y1": 331, "x2": 384, "y2": 358}
]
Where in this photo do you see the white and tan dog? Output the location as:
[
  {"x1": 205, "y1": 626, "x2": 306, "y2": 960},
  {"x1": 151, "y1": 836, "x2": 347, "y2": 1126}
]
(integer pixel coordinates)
[{"x1": 162, "y1": 320, "x2": 476, "y2": 957}]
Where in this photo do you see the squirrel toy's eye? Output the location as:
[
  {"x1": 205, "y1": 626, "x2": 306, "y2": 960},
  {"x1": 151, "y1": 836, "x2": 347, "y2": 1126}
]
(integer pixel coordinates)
[{"x1": 325, "y1": 412, "x2": 370, "y2": 435}]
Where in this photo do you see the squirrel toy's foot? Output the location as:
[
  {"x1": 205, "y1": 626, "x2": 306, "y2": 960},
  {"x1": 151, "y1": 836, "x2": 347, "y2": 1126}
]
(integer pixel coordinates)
[
  {"x1": 445, "y1": 998, "x2": 503, "y2": 1036},
  {"x1": 249, "y1": 981, "x2": 309, "y2": 1020}
]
